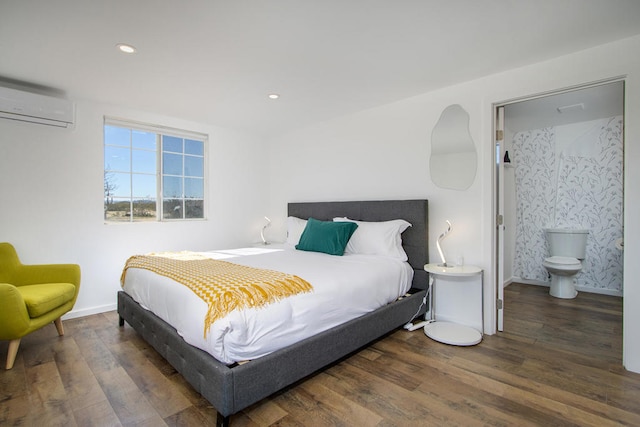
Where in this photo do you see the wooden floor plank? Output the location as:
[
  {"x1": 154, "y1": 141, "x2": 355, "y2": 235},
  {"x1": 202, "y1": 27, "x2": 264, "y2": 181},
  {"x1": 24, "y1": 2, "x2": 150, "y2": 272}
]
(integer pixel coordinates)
[
  {"x1": 0, "y1": 356, "x2": 28, "y2": 401},
  {"x1": 0, "y1": 391, "x2": 31, "y2": 426},
  {"x1": 25, "y1": 360, "x2": 77, "y2": 426},
  {"x1": 54, "y1": 337, "x2": 110, "y2": 412},
  {"x1": 416, "y1": 364, "x2": 543, "y2": 427},
  {"x1": 95, "y1": 366, "x2": 165, "y2": 426},
  {"x1": 72, "y1": 399, "x2": 123, "y2": 427},
  {"x1": 109, "y1": 340, "x2": 191, "y2": 418},
  {"x1": 298, "y1": 377, "x2": 383, "y2": 426},
  {"x1": 241, "y1": 399, "x2": 288, "y2": 426},
  {"x1": 326, "y1": 358, "x2": 486, "y2": 426}
]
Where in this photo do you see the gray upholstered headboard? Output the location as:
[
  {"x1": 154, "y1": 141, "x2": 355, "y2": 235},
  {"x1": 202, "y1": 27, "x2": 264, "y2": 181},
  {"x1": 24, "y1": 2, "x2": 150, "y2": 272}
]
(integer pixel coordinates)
[{"x1": 288, "y1": 200, "x2": 429, "y2": 290}]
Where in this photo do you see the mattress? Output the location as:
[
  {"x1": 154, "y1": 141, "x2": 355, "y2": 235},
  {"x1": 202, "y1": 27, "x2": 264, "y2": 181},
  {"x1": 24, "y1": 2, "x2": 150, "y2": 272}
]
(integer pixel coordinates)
[{"x1": 122, "y1": 245, "x2": 413, "y2": 364}]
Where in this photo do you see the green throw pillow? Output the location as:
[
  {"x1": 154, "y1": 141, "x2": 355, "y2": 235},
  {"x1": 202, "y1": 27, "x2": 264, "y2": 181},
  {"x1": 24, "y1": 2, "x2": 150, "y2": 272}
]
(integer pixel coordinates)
[{"x1": 296, "y1": 218, "x2": 358, "y2": 256}]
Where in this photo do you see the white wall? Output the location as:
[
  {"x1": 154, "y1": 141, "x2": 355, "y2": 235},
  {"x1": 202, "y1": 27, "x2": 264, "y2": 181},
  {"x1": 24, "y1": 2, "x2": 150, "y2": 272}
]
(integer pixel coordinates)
[
  {"x1": 267, "y1": 35, "x2": 640, "y2": 372},
  {"x1": 0, "y1": 99, "x2": 269, "y2": 318}
]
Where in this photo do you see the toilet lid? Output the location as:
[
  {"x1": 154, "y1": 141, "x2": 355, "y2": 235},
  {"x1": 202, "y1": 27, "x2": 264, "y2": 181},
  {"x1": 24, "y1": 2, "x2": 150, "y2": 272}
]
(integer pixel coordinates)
[{"x1": 544, "y1": 256, "x2": 581, "y2": 267}]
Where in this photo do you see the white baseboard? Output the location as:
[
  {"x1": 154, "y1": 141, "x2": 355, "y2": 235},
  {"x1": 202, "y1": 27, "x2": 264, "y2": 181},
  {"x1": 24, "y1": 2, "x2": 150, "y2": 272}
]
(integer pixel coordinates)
[
  {"x1": 575, "y1": 285, "x2": 622, "y2": 297},
  {"x1": 507, "y1": 277, "x2": 547, "y2": 287},
  {"x1": 509, "y1": 276, "x2": 623, "y2": 297},
  {"x1": 63, "y1": 303, "x2": 117, "y2": 320}
]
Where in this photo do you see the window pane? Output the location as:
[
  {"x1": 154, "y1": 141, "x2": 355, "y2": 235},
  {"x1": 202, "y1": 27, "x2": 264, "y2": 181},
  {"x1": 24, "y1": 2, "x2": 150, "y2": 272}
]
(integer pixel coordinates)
[
  {"x1": 105, "y1": 126, "x2": 130, "y2": 147},
  {"x1": 185, "y1": 200, "x2": 204, "y2": 219},
  {"x1": 105, "y1": 198, "x2": 131, "y2": 222},
  {"x1": 104, "y1": 171, "x2": 119, "y2": 198},
  {"x1": 132, "y1": 199, "x2": 156, "y2": 221},
  {"x1": 163, "y1": 176, "x2": 182, "y2": 198},
  {"x1": 163, "y1": 153, "x2": 183, "y2": 176},
  {"x1": 185, "y1": 177, "x2": 203, "y2": 198},
  {"x1": 132, "y1": 130, "x2": 156, "y2": 150},
  {"x1": 163, "y1": 135, "x2": 183, "y2": 153},
  {"x1": 104, "y1": 146, "x2": 130, "y2": 172},
  {"x1": 132, "y1": 149, "x2": 156, "y2": 174},
  {"x1": 163, "y1": 199, "x2": 183, "y2": 219},
  {"x1": 132, "y1": 174, "x2": 156, "y2": 198},
  {"x1": 185, "y1": 139, "x2": 204, "y2": 156},
  {"x1": 184, "y1": 156, "x2": 203, "y2": 177},
  {"x1": 109, "y1": 173, "x2": 131, "y2": 198}
]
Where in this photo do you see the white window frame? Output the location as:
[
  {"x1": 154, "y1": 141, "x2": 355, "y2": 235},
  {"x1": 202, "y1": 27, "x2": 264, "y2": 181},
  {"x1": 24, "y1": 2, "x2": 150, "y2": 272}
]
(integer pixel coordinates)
[{"x1": 104, "y1": 117, "x2": 208, "y2": 222}]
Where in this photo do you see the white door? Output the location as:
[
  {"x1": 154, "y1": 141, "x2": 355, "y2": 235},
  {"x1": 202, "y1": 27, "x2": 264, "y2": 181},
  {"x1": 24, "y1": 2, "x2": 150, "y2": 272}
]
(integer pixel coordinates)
[{"x1": 496, "y1": 106, "x2": 505, "y2": 332}]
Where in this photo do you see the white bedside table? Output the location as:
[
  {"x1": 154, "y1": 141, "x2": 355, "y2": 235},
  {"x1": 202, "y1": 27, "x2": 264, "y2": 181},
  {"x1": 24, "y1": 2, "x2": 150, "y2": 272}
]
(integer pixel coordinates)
[{"x1": 424, "y1": 263, "x2": 483, "y2": 346}]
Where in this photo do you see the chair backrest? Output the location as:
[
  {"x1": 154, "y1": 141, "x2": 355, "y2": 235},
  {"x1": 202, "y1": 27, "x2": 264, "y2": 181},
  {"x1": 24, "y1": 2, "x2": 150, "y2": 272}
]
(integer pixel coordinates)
[{"x1": 0, "y1": 243, "x2": 21, "y2": 284}]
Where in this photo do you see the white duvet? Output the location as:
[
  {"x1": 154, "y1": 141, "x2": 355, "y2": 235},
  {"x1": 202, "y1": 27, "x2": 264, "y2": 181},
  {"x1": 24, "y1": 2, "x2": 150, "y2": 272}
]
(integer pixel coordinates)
[{"x1": 122, "y1": 246, "x2": 413, "y2": 364}]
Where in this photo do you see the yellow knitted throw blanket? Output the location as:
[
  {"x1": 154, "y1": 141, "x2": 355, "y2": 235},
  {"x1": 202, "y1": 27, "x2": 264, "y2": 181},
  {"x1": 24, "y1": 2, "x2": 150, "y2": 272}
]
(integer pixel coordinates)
[{"x1": 121, "y1": 252, "x2": 313, "y2": 337}]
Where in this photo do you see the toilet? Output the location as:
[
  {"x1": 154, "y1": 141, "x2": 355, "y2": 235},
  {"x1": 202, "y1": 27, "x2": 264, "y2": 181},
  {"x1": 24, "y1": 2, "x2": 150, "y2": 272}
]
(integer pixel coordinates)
[{"x1": 542, "y1": 228, "x2": 589, "y2": 299}]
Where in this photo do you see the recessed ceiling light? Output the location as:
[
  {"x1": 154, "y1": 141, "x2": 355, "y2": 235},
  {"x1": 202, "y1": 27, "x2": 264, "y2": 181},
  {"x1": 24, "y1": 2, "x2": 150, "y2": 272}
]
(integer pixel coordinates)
[
  {"x1": 117, "y1": 43, "x2": 137, "y2": 54},
  {"x1": 268, "y1": 93, "x2": 280, "y2": 100}
]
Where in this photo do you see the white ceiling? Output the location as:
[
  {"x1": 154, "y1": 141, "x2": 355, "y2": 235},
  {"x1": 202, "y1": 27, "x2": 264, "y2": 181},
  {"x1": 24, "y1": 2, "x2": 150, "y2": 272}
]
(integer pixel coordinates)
[
  {"x1": 1, "y1": 1, "x2": 639, "y2": 137},
  {"x1": 504, "y1": 81, "x2": 625, "y2": 134}
]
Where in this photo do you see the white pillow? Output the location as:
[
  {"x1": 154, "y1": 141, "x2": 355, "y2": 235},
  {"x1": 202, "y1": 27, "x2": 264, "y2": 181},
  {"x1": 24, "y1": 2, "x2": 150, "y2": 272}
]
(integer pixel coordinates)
[
  {"x1": 286, "y1": 216, "x2": 308, "y2": 248},
  {"x1": 333, "y1": 217, "x2": 411, "y2": 261}
]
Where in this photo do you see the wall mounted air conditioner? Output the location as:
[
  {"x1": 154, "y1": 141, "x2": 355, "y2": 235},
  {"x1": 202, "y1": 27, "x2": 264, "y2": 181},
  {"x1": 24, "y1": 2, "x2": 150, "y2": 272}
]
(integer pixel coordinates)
[{"x1": 0, "y1": 86, "x2": 75, "y2": 128}]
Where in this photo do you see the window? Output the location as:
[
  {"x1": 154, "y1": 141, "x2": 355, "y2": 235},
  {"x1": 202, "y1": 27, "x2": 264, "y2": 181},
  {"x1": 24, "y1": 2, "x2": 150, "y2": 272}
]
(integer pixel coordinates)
[{"x1": 104, "y1": 119, "x2": 206, "y2": 222}]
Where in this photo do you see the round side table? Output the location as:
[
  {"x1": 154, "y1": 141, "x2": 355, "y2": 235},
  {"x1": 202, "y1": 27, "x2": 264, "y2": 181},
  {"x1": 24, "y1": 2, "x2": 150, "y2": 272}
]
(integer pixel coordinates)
[{"x1": 424, "y1": 263, "x2": 483, "y2": 346}]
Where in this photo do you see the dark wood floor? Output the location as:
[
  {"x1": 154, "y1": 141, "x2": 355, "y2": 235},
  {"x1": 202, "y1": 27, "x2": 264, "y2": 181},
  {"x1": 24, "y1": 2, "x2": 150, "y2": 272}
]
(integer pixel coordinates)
[{"x1": 2, "y1": 283, "x2": 639, "y2": 426}]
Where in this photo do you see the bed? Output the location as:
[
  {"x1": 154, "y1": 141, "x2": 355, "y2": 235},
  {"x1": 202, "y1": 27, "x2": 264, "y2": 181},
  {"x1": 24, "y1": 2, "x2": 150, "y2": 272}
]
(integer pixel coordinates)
[{"x1": 117, "y1": 199, "x2": 428, "y2": 426}]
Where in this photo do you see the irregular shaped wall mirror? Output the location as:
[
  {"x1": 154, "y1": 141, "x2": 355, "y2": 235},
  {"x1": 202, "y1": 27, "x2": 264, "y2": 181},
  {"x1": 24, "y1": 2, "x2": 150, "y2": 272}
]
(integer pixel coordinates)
[{"x1": 430, "y1": 104, "x2": 477, "y2": 190}]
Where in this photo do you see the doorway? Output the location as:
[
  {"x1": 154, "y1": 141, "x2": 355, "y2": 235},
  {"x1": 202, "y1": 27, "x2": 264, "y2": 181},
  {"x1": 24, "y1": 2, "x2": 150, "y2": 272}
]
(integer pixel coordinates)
[{"x1": 494, "y1": 80, "x2": 625, "y2": 332}]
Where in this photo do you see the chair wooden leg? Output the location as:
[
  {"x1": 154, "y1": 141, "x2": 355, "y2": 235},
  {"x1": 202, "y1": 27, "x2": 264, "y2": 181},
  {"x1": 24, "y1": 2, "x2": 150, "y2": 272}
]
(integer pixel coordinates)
[
  {"x1": 54, "y1": 317, "x2": 64, "y2": 336},
  {"x1": 6, "y1": 339, "x2": 20, "y2": 370}
]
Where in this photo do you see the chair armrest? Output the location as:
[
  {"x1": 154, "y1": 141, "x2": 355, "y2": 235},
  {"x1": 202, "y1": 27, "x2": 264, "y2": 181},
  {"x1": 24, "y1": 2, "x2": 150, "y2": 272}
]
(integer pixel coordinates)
[
  {"x1": 15, "y1": 263, "x2": 81, "y2": 287},
  {"x1": 0, "y1": 283, "x2": 30, "y2": 339}
]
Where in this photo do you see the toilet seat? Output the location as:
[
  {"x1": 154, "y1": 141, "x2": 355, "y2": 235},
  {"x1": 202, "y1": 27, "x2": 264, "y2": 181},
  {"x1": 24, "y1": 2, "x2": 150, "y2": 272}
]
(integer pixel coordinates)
[{"x1": 543, "y1": 256, "x2": 581, "y2": 269}]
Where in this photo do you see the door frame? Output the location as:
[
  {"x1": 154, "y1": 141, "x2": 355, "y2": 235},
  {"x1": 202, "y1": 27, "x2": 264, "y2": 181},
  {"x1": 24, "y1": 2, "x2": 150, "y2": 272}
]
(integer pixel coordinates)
[
  {"x1": 491, "y1": 77, "x2": 626, "y2": 332},
  {"x1": 495, "y1": 106, "x2": 505, "y2": 331}
]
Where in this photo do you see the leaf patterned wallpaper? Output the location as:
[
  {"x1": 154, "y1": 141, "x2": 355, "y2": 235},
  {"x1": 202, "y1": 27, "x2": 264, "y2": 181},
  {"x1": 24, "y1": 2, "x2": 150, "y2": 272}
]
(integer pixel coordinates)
[{"x1": 512, "y1": 116, "x2": 623, "y2": 294}]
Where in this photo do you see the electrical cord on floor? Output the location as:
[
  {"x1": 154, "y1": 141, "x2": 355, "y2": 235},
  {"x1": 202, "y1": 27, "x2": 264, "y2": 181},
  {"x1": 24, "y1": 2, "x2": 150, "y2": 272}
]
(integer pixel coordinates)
[{"x1": 403, "y1": 286, "x2": 431, "y2": 331}]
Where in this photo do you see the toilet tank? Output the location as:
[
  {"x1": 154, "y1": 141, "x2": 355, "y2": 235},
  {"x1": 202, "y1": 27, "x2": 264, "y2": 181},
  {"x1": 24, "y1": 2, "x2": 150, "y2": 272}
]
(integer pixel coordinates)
[{"x1": 545, "y1": 228, "x2": 589, "y2": 259}]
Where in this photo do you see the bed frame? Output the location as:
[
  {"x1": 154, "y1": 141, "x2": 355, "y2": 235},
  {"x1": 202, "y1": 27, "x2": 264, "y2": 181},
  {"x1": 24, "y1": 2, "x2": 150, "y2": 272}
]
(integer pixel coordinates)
[{"x1": 117, "y1": 199, "x2": 428, "y2": 426}]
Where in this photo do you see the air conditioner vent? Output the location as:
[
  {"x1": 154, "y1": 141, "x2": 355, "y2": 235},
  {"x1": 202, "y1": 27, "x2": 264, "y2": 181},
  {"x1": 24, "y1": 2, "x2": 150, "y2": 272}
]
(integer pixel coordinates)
[{"x1": 0, "y1": 86, "x2": 75, "y2": 128}]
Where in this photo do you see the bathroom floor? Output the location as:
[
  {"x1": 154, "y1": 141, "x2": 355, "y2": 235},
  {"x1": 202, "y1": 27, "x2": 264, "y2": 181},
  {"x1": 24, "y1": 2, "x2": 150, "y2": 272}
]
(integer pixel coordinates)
[{"x1": 502, "y1": 282, "x2": 622, "y2": 365}]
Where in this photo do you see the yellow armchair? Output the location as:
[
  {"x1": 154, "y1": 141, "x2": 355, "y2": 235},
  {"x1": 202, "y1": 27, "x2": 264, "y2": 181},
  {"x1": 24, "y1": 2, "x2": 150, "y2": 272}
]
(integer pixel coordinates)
[{"x1": 0, "y1": 242, "x2": 80, "y2": 369}]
